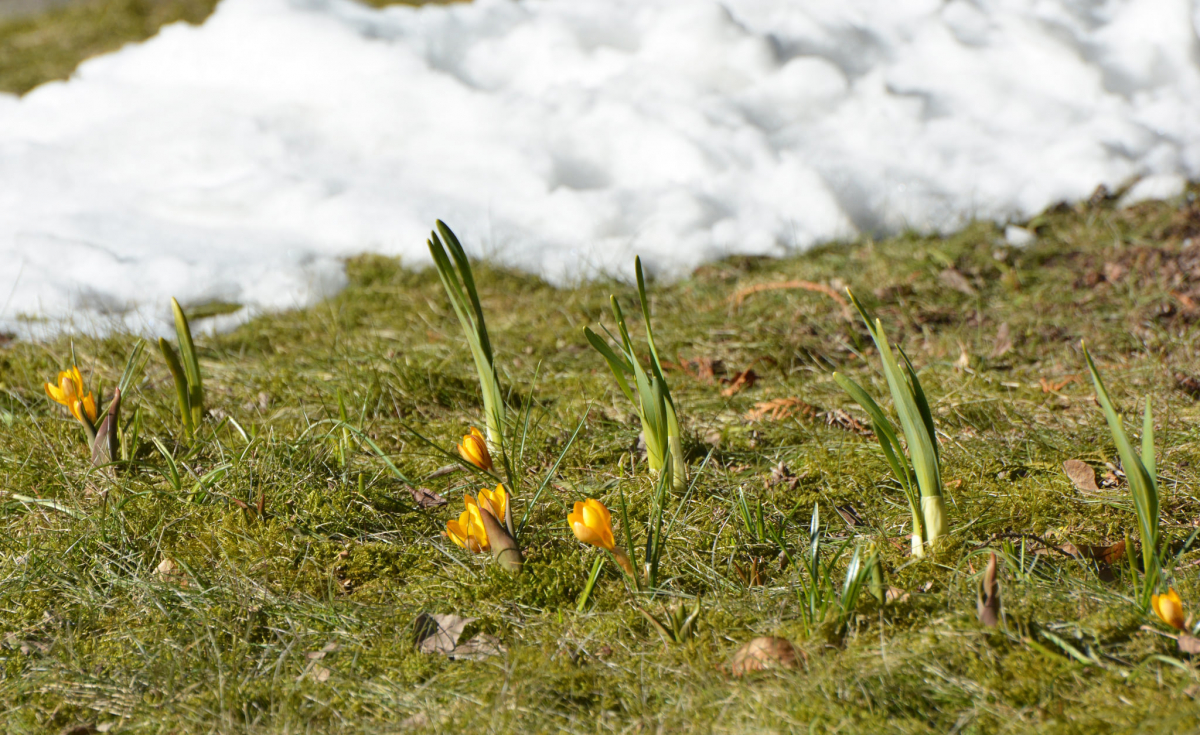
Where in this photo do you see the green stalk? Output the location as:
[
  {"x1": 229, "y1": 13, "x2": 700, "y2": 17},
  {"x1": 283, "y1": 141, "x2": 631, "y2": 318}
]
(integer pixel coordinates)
[
  {"x1": 584, "y1": 258, "x2": 684, "y2": 489},
  {"x1": 1083, "y1": 344, "x2": 1160, "y2": 606},
  {"x1": 171, "y1": 298, "x2": 204, "y2": 431},
  {"x1": 427, "y1": 221, "x2": 505, "y2": 454},
  {"x1": 834, "y1": 290, "x2": 945, "y2": 556}
]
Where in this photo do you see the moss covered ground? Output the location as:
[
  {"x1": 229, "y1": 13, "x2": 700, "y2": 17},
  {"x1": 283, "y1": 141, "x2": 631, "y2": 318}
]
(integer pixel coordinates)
[
  {"x1": 4, "y1": 189, "x2": 1200, "y2": 733},
  {"x1": 7, "y1": 3, "x2": 1200, "y2": 733}
]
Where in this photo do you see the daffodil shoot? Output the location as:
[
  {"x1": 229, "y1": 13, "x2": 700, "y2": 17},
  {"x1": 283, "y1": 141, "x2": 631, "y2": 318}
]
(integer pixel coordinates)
[
  {"x1": 584, "y1": 257, "x2": 685, "y2": 491},
  {"x1": 428, "y1": 222, "x2": 505, "y2": 455},
  {"x1": 834, "y1": 290, "x2": 947, "y2": 557}
]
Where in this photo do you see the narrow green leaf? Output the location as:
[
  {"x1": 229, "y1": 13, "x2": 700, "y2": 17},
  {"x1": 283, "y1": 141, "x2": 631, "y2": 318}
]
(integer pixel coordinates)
[{"x1": 158, "y1": 338, "x2": 193, "y2": 438}]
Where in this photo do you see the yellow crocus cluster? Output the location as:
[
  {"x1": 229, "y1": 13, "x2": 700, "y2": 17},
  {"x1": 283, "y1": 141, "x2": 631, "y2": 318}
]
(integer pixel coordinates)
[
  {"x1": 44, "y1": 367, "x2": 97, "y2": 427},
  {"x1": 446, "y1": 484, "x2": 508, "y2": 553}
]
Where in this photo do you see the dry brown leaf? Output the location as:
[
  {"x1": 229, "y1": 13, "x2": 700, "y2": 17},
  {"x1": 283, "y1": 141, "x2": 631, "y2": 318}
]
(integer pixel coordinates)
[
  {"x1": 726, "y1": 636, "x2": 804, "y2": 676},
  {"x1": 1179, "y1": 633, "x2": 1200, "y2": 655},
  {"x1": 977, "y1": 552, "x2": 1000, "y2": 628},
  {"x1": 450, "y1": 634, "x2": 505, "y2": 661},
  {"x1": 992, "y1": 322, "x2": 1013, "y2": 358},
  {"x1": 311, "y1": 665, "x2": 331, "y2": 682},
  {"x1": 745, "y1": 397, "x2": 816, "y2": 422},
  {"x1": 1176, "y1": 372, "x2": 1200, "y2": 399},
  {"x1": 413, "y1": 613, "x2": 504, "y2": 660},
  {"x1": 769, "y1": 461, "x2": 798, "y2": 489},
  {"x1": 409, "y1": 487, "x2": 447, "y2": 509},
  {"x1": 1040, "y1": 375, "x2": 1079, "y2": 393},
  {"x1": 730, "y1": 280, "x2": 850, "y2": 315},
  {"x1": 834, "y1": 504, "x2": 865, "y2": 528},
  {"x1": 414, "y1": 613, "x2": 475, "y2": 655},
  {"x1": 822, "y1": 408, "x2": 870, "y2": 435},
  {"x1": 939, "y1": 267, "x2": 977, "y2": 296},
  {"x1": 721, "y1": 369, "x2": 760, "y2": 397},
  {"x1": 1057, "y1": 539, "x2": 1126, "y2": 564},
  {"x1": 1062, "y1": 460, "x2": 1100, "y2": 493}
]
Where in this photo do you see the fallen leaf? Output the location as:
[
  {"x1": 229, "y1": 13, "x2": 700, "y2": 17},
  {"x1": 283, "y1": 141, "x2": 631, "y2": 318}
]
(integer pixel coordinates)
[
  {"x1": 769, "y1": 461, "x2": 798, "y2": 489},
  {"x1": 726, "y1": 637, "x2": 804, "y2": 676},
  {"x1": 1040, "y1": 375, "x2": 1079, "y2": 393},
  {"x1": 721, "y1": 369, "x2": 759, "y2": 397},
  {"x1": 1103, "y1": 261, "x2": 1127, "y2": 283},
  {"x1": 834, "y1": 504, "x2": 865, "y2": 528},
  {"x1": 992, "y1": 322, "x2": 1013, "y2": 358},
  {"x1": 1062, "y1": 460, "x2": 1100, "y2": 493},
  {"x1": 451, "y1": 633, "x2": 506, "y2": 661},
  {"x1": 954, "y1": 346, "x2": 971, "y2": 371},
  {"x1": 155, "y1": 558, "x2": 176, "y2": 577},
  {"x1": 409, "y1": 487, "x2": 447, "y2": 509},
  {"x1": 885, "y1": 587, "x2": 911, "y2": 604},
  {"x1": 730, "y1": 280, "x2": 851, "y2": 315},
  {"x1": 939, "y1": 267, "x2": 977, "y2": 296},
  {"x1": 414, "y1": 613, "x2": 475, "y2": 655},
  {"x1": 1176, "y1": 372, "x2": 1200, "y2": 399},
  {"x1": 399, "y1": 713, "x2": 429, "y2": 729},
  {"x1": 1179, "y1": 633, "x2": 1200, "y2": 655},
  {"x1": 311, "y1": 665, "x2": 331, "y2": 682},
  {"x1": 1056, "y1": 539, "x2": 1126, "y2": 564},
  {"x1": 821, "y1": 408, "x2": 871, "y2": 435},
  {"x1": 977, "y1": 552, "x2": 1000, "y2": 628},
  {"x1": 745, "y1": 397, "x2": 816, "y2": 422}
]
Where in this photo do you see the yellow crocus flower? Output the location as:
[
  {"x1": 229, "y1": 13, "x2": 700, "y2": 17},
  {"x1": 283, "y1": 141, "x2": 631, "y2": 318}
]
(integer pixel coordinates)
[
  {"x1": 478, "y1": 483, "x2": 508, "y2": 525},
  {"x1": 568, "y1": 498, "x2": 635, "y2": 576},
  {"x1": 569, "y1": 499, "x2": 615, "y2": 551},
  {"x1": 457, "y1": 427, "x2": 493, "y2": 471},
  {"x1": 1152, "y1": 587, "x2": 1187, "y2": 631},
  {"x1": 44, "y1": 367, "x2": 97, "y2": 426},
  {"x1": 446, "y1": 494, "x2": 489, "y2": 553}
]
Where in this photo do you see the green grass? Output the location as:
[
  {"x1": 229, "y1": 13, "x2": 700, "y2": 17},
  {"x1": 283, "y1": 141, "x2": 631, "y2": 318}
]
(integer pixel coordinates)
[
  {"x1": 4, "y1": 187, "x2": 1200, "y2": 733},
  {"x1": 0, "y1": 0, "x2": 462, "y2": 96}
]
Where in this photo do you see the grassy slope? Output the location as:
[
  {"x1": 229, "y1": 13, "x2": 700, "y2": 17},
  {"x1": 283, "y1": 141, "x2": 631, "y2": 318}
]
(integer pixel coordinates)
[
  {"x1": 7, "y1": 3, "x2": 1200, "y2": 733},
  {"x1": 3, "y1": 191, "x2": 1200, "y2": 733}
]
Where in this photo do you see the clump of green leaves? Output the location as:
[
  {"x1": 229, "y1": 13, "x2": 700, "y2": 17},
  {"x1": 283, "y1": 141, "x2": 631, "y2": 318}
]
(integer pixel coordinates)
[
  {"x1": 1083, "y1": 344, "x2": 1160, "y2": 608},
  {"x1": 585, "y1": 257, "x2": 686, "y2": 490},
  {"x1": 158, "y1": 298, "x2": 204, "y2": 439},
  {"x1": 770, "y1": 505, "x2": 877, "y2": 641},
  {"x1": 427, "y1": 221, "x2": 506, "y2": 456},
  {"x1": 834, "y1": 291, "x2": 946, "y2": 557}
]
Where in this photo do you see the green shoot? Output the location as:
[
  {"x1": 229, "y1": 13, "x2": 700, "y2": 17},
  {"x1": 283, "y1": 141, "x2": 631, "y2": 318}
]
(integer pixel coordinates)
[
  {"x1": 158, "y1": 298, "x2": 204, "y2": 438},
  {"x1": 584, "y1": 256, "x2": 685, "y2": 490},
  {"x1": 834, "y1": 290, "x2": 946, "y2": 557},
  {"x1": 427, "y1": 221, "x2": 505, "y2": 457},
  {"x1": 1083, "y1": 344, "x2": 1160, "y2": 608}
]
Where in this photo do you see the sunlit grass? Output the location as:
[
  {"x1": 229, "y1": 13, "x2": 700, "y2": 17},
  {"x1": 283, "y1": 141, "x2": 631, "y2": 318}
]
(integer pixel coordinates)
[{"x1": 3, "y1": 188, "x2": 1200, "y2": 732}]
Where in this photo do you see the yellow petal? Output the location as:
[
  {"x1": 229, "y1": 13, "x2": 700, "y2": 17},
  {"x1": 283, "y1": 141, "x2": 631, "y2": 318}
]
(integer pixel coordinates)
[
  {"x1": 479, "y1": 484, "x2": 508, "y2": 522},
  {"x1": 571, "y1": 520, "x2": 611, "y2": 550},
  {"x1": 580, "y1": 502, "x2": 614, "y2": 550},
  {"x1": 1154, "y1": 588, "x2": 1186, "y2": 630},
  {"x1": 80, "y1": 393, "x2": 97, "y2": 423},
  {"x1": 458, "y1": 428, "x2": 493, "y2": 470}
]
